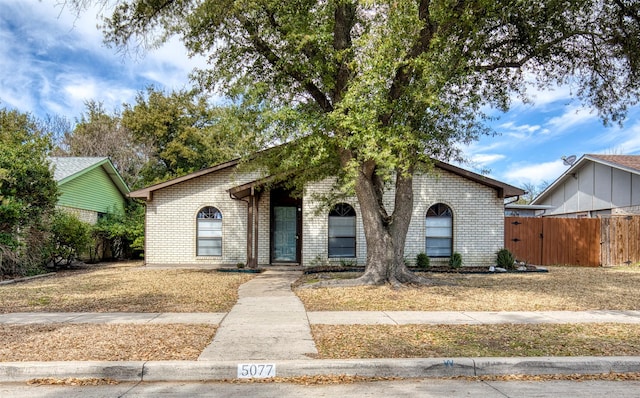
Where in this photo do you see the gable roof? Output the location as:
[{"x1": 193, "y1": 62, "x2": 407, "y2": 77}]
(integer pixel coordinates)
[
  {"x1": 49, "y1": 157, "x2": 130, "y2": 196},
  {"x1": 129, "y1": 157, "x2": 524, "y2": 200},
  {"x1": 531, "y1": 154, "x2": 640, "y2": 204}
]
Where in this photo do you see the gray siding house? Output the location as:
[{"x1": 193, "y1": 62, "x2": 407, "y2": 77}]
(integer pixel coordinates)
[
  {"x1": 129, "y1": 159, "x2": 523, "y2": 267},
  {"x1": 531, "y1": 154, "x2": 640, "y2": 217}
]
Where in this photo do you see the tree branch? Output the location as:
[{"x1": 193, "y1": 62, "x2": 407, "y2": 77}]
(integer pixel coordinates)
[
  {"x1": 332, "y1": 2, "x2": 356, "y2": 104},
  {"x1": 237, "y1": 15, "x2": 334, "y2": 113}
]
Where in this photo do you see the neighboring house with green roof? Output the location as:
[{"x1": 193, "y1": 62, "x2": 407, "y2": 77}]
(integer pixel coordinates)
[{"x1": 49, "y1": 157, "x2": 130, "y2": 224}]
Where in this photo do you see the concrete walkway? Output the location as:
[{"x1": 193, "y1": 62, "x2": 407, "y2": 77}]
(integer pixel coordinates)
[
  {"x1": 197, "y1": 270, "x2": 317, "y2": 361},
  {"x1": 3, "y1": 309, "x2": 640, "y2": 326}
]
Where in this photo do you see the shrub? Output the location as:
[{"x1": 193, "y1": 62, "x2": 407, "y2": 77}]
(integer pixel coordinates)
[
  {"x1": 93, "y1": 202, "x2": 145, "y2": 260},
  {"x1": 416, "y1": 253, "x2": 430, "y2": 268},
  {"x1": 47, "y1": 210, "x2": 92, "y2": 267},
  {"x1": 449, "y1": 252, "x2": 463, "y2": 268},
  {"x1": 496, "y1": 248, "x2": 516, "y2": 270}
]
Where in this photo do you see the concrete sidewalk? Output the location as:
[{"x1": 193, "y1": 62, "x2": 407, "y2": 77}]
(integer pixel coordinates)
[
  {"x1": 0, "y1": 312, "x2": 224, "y2": 325},
  {"x1": 308, "y1": 309, "x2": 640, "y2": 325},
  {"x1": 3, "y1": 310, "x2": 640, "y2": 326}
]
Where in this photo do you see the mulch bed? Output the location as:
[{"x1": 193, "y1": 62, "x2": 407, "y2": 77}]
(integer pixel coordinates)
[{"x1": 303, "y1": 265, "x2": 546, "y2": 274}]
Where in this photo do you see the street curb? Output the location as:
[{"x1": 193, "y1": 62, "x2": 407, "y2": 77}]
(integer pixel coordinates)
[{"x1": 1, "y1": 357, "x2": 639, "y2": 382}]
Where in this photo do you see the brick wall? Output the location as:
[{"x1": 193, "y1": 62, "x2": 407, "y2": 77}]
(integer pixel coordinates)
[
  {"x1": 145, "y1": 168, "x2": 260, "y2": 265},
  {"x1": 301, "y1": 168, "x2": 504, "y2": 267},
  {"x1": 145, "y1": 166, "x2": 505, "y2": 267},
  {"x1": 57, "y1": 206, "x2": 98, "y2": 224}
]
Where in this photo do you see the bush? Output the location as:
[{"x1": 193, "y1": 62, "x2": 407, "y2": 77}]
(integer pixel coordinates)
[
  {"x1": 496, "y1": 248, "x2": 516, "y2": 270},
  {"x1": 47, "y1": 210, "x2": 92, "y2": 268},
  {"x1": 93, "y1": 202, "x2": 145, "y2": 260},
  {"x1": 449, "y1": 252, "x2": 463, "y2": 268},
  {"x1": 416, "y1": 252, "x2": 430, "y2": 268}
]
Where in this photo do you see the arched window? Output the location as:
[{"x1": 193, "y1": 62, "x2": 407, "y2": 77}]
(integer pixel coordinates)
[
  {"x1": 197, "y1": 207, "x2": 222, "y2": 256},
  {"x1": 425, "y1": 203, "x2": 452, "y2": 257},
  {"x1": 328, "y1": 203, "x2": 356, "y2": 258}
]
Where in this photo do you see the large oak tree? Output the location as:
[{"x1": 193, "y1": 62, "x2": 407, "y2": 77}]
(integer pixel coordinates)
[{"x1": 73, "y1": 0, "x2": 640, "y2": 285}]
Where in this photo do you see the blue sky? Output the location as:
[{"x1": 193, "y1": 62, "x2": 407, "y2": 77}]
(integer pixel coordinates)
[{"x1": 1, "y1": 0, "x2": 639, "y2": 190}]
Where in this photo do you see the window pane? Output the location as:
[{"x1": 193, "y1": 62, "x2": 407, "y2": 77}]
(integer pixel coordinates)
[
  {"x1": 329, "y1": 217, "x2": 355, "y2": 237},
  {"x1": 426, "y1": 217, "x2": 452, "y2": 228},
  {"x1": 328, "y1": 204, "x2": 356, "y2": 258},
  {"x1": 198, "y1": 219, "x2": 222, "y2": 238},
  {"x1": 427, "y1": 226, "x2": 452, "y2": 238},
  {"x1": 426, "y1": 237, "x2": 451, "y2": 257},
  {"x1": 198, "y1": 207, "x2": 222, "y2": 219},
  {"x1": 426, "y1": 203, "x2": 452, "y2": 257},
  {"x1": 329, "y1": 237, "x2": 356, "y2": 257},
  {"x1": 198, "y1": 238, "x2": 222, "y2": 256}
]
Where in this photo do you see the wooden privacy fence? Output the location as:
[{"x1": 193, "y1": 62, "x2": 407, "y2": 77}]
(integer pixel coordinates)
[
  {"x1": 505, "y1": 216, "x2": 640, "y2": 266},
  {"x1": 601, "y1": 215, "x2": 640, "y2": 266}
]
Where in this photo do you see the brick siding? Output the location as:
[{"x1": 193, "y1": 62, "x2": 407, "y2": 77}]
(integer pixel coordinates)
[{"x1": 144, "y1": 167, "x2": 505, "y2": 267}]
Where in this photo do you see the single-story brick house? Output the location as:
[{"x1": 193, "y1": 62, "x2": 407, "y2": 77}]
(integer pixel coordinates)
[{"x1": 129, "y1": 158, "x2": 523, "y2": 267}]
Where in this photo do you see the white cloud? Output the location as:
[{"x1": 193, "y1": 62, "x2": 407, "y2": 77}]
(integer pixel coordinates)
[
  {"x1": 546, "y1": 106, "x2": 598, "y2": 133},
  {"x1": 595, "y1": 122, "x2": 640, "y2": 155},
  {"x1": 503, "y1": 160, "x2": 567, "y2": 186},
  {"x1": 471, "y1": 153, "x2": 506, "y2": 167},
  {"x1": 0, "y1": 0, "x2": 205, "y2": 120}
]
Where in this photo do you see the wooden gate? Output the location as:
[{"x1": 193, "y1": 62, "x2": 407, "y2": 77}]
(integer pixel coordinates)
[
  {"x1": 505, "y1": 217, "x2": 601, "y2": 267},
  {"x1": 601, "y1": 215, "x2": 640, "y2": 266}
]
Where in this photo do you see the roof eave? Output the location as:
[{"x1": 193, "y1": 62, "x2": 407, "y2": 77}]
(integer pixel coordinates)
[
  {"x1": 128, "y1": 158, "x2": 241, "y2": 201},
  {"x1": 434, "y1": 161, "x2": 525, "y2": 198}
]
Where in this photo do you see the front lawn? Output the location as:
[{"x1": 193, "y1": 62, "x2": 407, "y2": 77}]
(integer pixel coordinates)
[
  {"x1": 295, "y1": 265, "x2": 640, "y2": 311},
  {"x1": 0, "y1": 262, "x2": 254, "y2": 313},
  {"x1": 311, "y1": 323, "x2": 640, "y2": 358}
]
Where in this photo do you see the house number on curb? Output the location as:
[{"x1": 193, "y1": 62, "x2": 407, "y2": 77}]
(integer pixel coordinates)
[{"x1": 237, "y1": 363, "x2": 277, "y2": 378}]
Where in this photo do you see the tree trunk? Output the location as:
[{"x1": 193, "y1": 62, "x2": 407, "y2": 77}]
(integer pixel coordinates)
[{"x1": 350, "y1": 163, "x2": 429, "y2": 287}]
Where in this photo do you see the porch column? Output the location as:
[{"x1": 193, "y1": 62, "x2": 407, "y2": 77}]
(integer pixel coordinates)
[{"x1": 246, "y1": 188, "x2": 260, "y2": 268}]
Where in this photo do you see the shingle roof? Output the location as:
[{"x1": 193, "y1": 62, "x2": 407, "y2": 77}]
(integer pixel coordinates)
[
  {"x1": 129, "y1": 157, "x2": 524, "y2": 200},
  {"x1": 587, "y1": 154, "x2": 640, "y2": 173},
  {"x1": 48, "y1": 157, "x2": 129, "y2": 195},
  {"x1": 49, "y1": 157, "x2": 109, "y2": 182}
]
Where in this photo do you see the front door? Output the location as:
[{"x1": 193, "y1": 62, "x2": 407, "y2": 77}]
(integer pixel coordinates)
[{"x1": 270, "y1": 189, "x2": 302, "y2": 263}]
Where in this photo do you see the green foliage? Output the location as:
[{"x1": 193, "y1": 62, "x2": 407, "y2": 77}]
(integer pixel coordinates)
[
  {"x1": 0, "y1": 107, "x2": 59, "y2": 276},
  {"x1": 57, "y1": 100, "x2": 149, "y2": 189},
  {"x1": 122, "y1": 87, "x2": 253, "y2": 185},
  {"x1": 89, "y1": 1, "x2": 640, "y2": 195},
  {"x1": 416, "y1": 253, "x2": 430, "y2": 269},
  {"x1": 496, "y1": 248, "x2": 516, "y2": 270},
  {"x1": 449, "y1": 252, "x2": 463, "y2": 269},
  {"x1": 47, "y1": 210, "x2": 92, "y2": 268},
  {"x1": 93, "y1": 201, "x2": 145, "y2": 259}
]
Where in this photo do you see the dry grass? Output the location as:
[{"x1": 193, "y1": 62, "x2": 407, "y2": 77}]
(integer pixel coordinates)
[
  {"x1": 312, "y1": 323, "x2": 640, "y2": 359},
  {"x1": 0, "y1": 324, "x2": 216, "y2": 361},
  {"x1": 295, "y1": 265, "x2": 640, "y2": 311},
  {"x1": 0, "y1": 262, "x2": 254, "y2": 313}
]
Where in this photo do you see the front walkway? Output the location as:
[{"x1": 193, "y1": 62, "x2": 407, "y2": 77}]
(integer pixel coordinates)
[{"x1": 197, "y1": 270, "x2": 318, "y2": 361}]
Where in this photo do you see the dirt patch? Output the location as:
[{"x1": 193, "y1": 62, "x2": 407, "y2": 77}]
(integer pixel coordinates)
[
  {"x1": 0, "y1": 324, "x2": 216, "y2": 361},
  {"x1": 295, "y1": 265, "x2": 640, "y2": 311}
]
